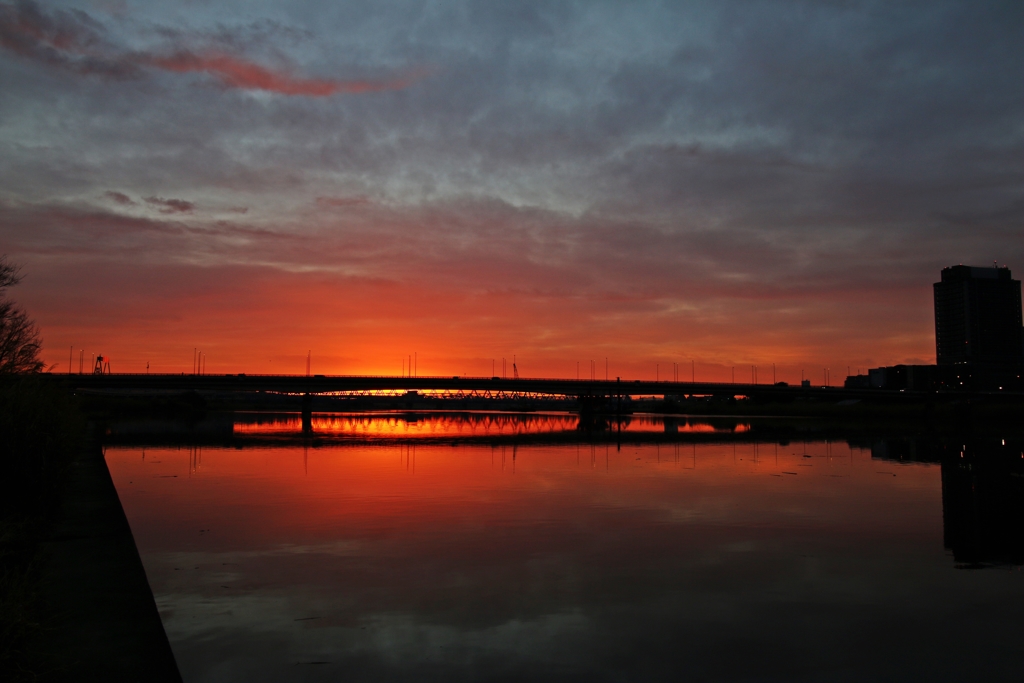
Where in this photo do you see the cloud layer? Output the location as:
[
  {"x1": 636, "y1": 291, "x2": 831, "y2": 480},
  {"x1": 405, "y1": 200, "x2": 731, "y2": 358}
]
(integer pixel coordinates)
[{"x1": 1, "y1": 0, "x2": 1022, "y2": 375}]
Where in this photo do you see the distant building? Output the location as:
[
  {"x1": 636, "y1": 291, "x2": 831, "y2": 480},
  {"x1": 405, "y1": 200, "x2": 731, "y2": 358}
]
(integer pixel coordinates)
[
  {"x1": 851, "y1": 362, "x2": 1022, "y2": 392},
  {"x1": 842, "y1": 265, "x2": 1023, "y2": 391},
  {"x1": 934, "y1": 265, "x2": 1023, "y2": 366}
]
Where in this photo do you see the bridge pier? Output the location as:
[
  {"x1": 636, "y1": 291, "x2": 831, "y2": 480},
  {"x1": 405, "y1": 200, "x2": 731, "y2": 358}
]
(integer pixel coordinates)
[
  {"x1": 301, "y1": 392, "x2": 312, "y2": 433},
  {"x1": 576, "y1": 381, "x2": 632, "y2": 418}
]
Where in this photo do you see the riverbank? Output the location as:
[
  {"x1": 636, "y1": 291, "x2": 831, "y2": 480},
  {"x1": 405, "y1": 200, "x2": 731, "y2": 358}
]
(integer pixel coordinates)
[
  {"x1": 29, "y1": 440, "x2": 182, "y2": 682},
  {"x1": 0, "y1": 377, "x2": 180, "y2": 681}
]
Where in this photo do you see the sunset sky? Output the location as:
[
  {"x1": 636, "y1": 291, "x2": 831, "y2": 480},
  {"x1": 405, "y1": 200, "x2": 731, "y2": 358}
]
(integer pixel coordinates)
[{"x1": 1, "y1": 0, "x2": 1021, "y2": 381}]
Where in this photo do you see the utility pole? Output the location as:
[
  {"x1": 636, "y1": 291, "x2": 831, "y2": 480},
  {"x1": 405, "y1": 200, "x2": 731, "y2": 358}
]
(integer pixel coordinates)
[{"x1": 69, "y1": 346, "x2": 73, "y2": 375}]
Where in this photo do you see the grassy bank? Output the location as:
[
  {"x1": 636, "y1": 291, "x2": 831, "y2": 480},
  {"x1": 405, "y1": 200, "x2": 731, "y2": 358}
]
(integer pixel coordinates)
[{"x1": 0, "y1": 376, "x2": 85, "y2": 680}]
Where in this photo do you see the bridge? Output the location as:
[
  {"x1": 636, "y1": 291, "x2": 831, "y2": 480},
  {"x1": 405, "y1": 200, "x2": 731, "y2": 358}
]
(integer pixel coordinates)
[{"x1": 54, "y1": 372, "x2": 1017, "y2": 403}]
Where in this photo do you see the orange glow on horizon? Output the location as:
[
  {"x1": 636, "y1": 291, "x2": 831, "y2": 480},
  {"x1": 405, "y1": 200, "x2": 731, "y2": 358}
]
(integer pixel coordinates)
[{"x1": 23, "y1": 257, "x2": 937, "y2": 382}]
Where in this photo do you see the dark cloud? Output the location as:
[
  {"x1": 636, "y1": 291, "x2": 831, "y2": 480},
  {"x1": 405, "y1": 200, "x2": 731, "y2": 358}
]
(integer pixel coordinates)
[
  {"x1": 104, "y1": 190, "x2": 135, "y2": 205},
  {"x1": 144, "y1": 196, "x2": 194, "y2": 214},
  {"x1": 0, "y1": 0, "x2": 138, "y2": 77},
  {"x1": 316, "y1": 195, "x2": 371, "y2": 208}
]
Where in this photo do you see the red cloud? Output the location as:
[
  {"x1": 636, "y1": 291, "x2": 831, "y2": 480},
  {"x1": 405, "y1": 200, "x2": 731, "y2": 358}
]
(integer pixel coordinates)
[
  {"x1": 147, "y1": 52, "x2": 423, "y2": 97},
  {"x1": 0, "y1": 2, "x2": 423, "y2": 96}
]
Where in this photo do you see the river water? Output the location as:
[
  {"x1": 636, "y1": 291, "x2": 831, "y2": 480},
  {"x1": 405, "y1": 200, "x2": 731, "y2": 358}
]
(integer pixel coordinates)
[{"x1": 105, "y1": 412, "x2": 1024, "y2": 682}]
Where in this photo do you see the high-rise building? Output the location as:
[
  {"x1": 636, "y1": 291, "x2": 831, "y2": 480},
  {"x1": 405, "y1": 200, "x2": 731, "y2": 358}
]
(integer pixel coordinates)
[{"x1": 933, "y1": 265, "x2": 1023, "y2": 365}]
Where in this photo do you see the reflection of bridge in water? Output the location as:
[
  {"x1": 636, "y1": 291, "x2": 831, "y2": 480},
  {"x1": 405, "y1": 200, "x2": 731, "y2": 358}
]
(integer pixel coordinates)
[
  {"x1": 101, "y1": 411, "x2": 768, "y2": 448},
  {"x1": 232, "y1": 412, "x2": 753, "y2": 438}
]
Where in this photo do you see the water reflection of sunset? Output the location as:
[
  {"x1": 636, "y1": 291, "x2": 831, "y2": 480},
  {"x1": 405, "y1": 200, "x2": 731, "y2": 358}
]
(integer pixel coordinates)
[
  {"x1": 104, "y1": 430, "x2": 1024, "y2": 682},
  {"x1": 110, "y1": 440, "x2": 937, "y2": 566},
  {"x1": 231, "y1": 412, "x2": 750, "y2": 438}
]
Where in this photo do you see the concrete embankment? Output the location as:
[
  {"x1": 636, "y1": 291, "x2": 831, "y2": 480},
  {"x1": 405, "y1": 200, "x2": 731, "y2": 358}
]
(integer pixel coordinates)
[{"x1": 32, "y1": 441, "x2": 181, "y2": 682}]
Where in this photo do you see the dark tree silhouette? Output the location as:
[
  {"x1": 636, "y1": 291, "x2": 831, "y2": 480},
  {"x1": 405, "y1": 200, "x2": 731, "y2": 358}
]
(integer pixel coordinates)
[{"x1": 0, "y1": 256, "x2": 45, "y2": 374}]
